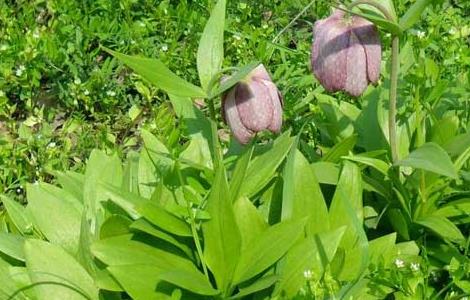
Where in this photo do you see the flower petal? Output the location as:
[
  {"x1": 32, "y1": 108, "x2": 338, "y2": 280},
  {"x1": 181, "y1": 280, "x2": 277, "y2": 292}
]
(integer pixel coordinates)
[
  {"x1": 262, "y1": 80, "x2": 283, "y2": 133},
  {"x1": 224, "y1": 87, "x2": 254, "y2": 144},
  {"x1": 250, "y1": 64, "x2": 272, "y2": 81},
  {"x1": 352, "y1": 17, "x2": 381, "y2": 83},
  {"x1": 235, "y1": 81, "x2": 273, "y2": 132},
  {"x1": 312, "y1": 14, "x2": 350, "y2": 92},
  {"x1": 345, "y1": 32, "x2": 368, "y2": 96}
]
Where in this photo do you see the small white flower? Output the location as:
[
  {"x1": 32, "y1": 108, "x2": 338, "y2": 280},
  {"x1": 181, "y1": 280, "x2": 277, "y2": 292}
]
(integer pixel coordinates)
[
  {"x1": 161, "y1": 44, "x2": 168, "y2": 52},
  {"x1": 84, "y1": 89, "x2": 90, "y2": 96},
  {"x1": 106, "y1": 90, "x2": 116, "y2": 97},
  {"x1": 16, "y1": 65, "x2": 26, "y2": 77},
  {"x1": 47, "y1": 142, "x2": 56, "y2": 148},
  {"x1": 16, "y1": 188, "x2": 22, "y2": 194},
  {"x1": 416, "y1": 30, "x2": 426, "y2": 39},
  {"x1": 233, "y1": 34, "x2": 241, "y2": 41},
  {"x1": 138, "y1": 21, "x2": 146, "y2": 27},
  {"x1": 394, "y1": 259, "x2": 405, "y2": 268},
  {"x1": 303, "y1": 269, "x2": 313, "y2": 280},
  {"x1": 33, "y1": 29, "x2": 40, "y2": 39},
  {"x1": 130, "y1": 40, "x2": 136, "y2": 45},
  {"x1": 74, "y1": 78, "x2": 81, "y2": 85},
  {"x1": 410, "y1": 262, "x2": 420, "y2": 272},
  {"x1": 448, "y1": 28, "x2": 457, "y2": 35}
]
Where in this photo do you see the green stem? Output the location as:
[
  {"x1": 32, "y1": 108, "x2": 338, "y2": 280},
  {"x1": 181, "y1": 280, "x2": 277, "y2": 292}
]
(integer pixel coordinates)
[
  {"x1": 175, "y1": 160, "x2": 210, "y2": 281},
  {"x1": 389, "y1": 36, "x2": 399, "y2": 163}
]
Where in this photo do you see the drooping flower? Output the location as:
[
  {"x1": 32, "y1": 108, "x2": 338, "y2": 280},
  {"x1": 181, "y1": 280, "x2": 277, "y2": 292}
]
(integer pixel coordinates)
[
  {"x1": 222, "y1": 64, "x2": 283, "y2": 144},
  {"x1": 311, "y1": 9, "x2": 381, "y2": 96}
]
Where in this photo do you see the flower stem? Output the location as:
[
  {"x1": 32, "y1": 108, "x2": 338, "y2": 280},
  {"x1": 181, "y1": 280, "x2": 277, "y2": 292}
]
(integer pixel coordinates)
[{"x1": 389, "y1": 35, "x2": 399, "y2": 163}]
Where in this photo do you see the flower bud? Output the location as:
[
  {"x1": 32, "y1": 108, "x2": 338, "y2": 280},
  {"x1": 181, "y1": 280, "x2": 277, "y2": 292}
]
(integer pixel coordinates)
[
  {"x1": 222, "y1": 64, "x2": 283, "y2": 144},
  {"x1": 311, "y1": 9, "x2": 381, "y2": 96}
]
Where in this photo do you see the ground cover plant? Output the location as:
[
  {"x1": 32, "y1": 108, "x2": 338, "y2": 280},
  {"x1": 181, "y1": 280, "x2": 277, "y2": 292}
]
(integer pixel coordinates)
[{"x1": 0, "y1": 0, "x2": 470, "y2": 299}]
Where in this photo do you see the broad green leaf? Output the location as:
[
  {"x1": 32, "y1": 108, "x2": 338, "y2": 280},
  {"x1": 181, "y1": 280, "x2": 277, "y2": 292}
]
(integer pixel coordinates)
[
  {"x1": 234, "y1": 196, "x2": 268, "y2": 249},
  {"x1": 197, "y1": 0, "x2": 226, "y2": 90},
  {"x1": 141, "y1": 129, "x2": 173, "y2": 176},
  {"x1": 387, "y1": 209, "x2": 410, "y2": 240},
  {"x1": 55, "y1": 171, "x2": 85, "y2": 203},
  {"x1": 136, "y1": 202, "x2": 192, "y2": 237},
  {"x1": 434, "y1": 199, "x2": 470, "y2": 219},
  {"x1": 180, "y1": 136, "x2": 213, "y2": 170},
  {"x1": 159, "y1": 270, "x2": 219, "y2": 296},
  {"x1": 415, "y1": 216, "x2": 465, "y2": 243},
  {"x1": 25, "y1": 239, "x2": 98, "y2": 300},
  {"x1": 322, "y1": 135, "x2": 357, "y2": 163},
  {"x1": 84, "y1": 150, "x2": 123, "y2": 235},
  {"x1": 211, "y1": 62, "x2": 260, "y2": 97},
  {"x1": 101, "y1": 183, "x2": 147, "y2": 219},
  {"x1": 241, "y1": 132, "x2": 293, "y2": 197},
  {"x1": 443, "y1": 132, "x2": 470, "y2": 157},
  {"x1": 102, "y1": 47, "x2": 206, "y2": 98},
  {"x1": 0, "y1": 233, "x2": 25, "y2": 262},
  {"x1": 274, "y1": 227, "x2": 345, "y2": 298},
  {"x1": 430, "y1": 116, "x2": 459, "y2": 146},
  {"x1": 230, "y1": 275, "x2": 279, "y2": 299},
  {"x1": 100, "y1": 215, "x2": 132, "y2": 239},
  {"x1": 283, "y1": 149, "x2": 329, "y2": 235},
  {"x1": 229, "y1": 145, "x2": 254, "y2": 203},
  {"x1": 27, "y1": 183, "x2": 82, "y2": 254},
  {"x1": 342, "y1": 155, "x2": 390, "y2": 176},
  {"x1": 130, "y1": 219, "x2": 193, "y2": 258},
  {"x1": 399, "y1": 0, "x2": 432, "y2": 30},
  {"x1": 368, "y1": 233, "x2": 397, "y2": 267},
  {"x1": 91, "y1": 234, "x2": 198, "y2": 273},
  {"x1": 0, "y1": 266, "x2": 30, "y2": 300},
  {"x1": 122, "y1": 151, "x2": 141, "y2": 194},
  {"x1": 233, "y1": 218, "x2": 307, "y2": 285},
  {"x1": 454, "y1": 145, "x2": 470, "y2": 171},
  {"x1": 1, "y1": 195, "x2": 33, "y2": 234},
  {"x1": 395, "y1": 143, "x2": 458, "y2": 179},
  {"x1": 106, "y1": 265, "x2": 175, "y2": 300},
  {"x1": 311, "y1": 162, "x2": 340, "y2": 185},
  {"x1": 202, "y1": 165, "x2": 241, "y2": 292}
]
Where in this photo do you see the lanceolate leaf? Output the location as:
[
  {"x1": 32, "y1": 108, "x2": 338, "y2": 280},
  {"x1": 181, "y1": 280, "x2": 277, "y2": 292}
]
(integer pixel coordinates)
[
  {"x1": 233, "y1": 218, "x2": 307, "y2": 285},
  {"x1": 102, "y1": 47, "x2": 206, "y2": 98},
  {"x1": 415, "y1": 216, "x2": 465, "y2": 244},
  {"x1": 399, "y1": 0, "x2": 432, "y2": 30},
  {"x1": 395, "y1": 143, "x2": 458, "y2": 179},
  {"x1": 25, "y1": 239, "x2": 99, "y2": 300},
  {"x1": 202, "y1": 165, "x2": 241, "y2": 292},
  {"x1": 197, "y1": 0, "x2": 226, "y2": 90}
]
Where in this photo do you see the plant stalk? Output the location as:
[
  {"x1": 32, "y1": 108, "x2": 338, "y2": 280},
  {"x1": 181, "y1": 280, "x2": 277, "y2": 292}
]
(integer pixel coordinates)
[{"x1": 389, "y1": 35, "x2": 399, "y2": 163}]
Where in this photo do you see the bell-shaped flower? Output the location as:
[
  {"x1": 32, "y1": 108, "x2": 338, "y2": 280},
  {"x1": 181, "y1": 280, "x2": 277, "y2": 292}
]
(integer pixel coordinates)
[
  {"x1": 222, "y1": 64, "x2": 283, "y2": 144},
  {"x1": 311, "y1": 9, "x2": 381, "y2": 96}
]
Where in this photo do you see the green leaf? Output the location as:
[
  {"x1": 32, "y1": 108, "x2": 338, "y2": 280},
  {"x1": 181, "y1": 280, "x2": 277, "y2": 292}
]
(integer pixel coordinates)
[
  {"x1": 434, "y1": 199, "x2": 470, "y2": 219},
  {"x1": 241, "y1": 132, "x2": 293, "y2": 197},
  {"x1": 1, "y1": 195, "x2": 33, "y2": 234},
  {"x1": 25, "y1": 239, "x2": 99, "y2": 300},
  {"x1": 395, "y1": 143, "x2": 458, "y2": 179},
  {"x1": 141, "y1": 129, "x2": 174, "y2": 176},
  {"x1": 27, "y1": 183, "x2": 82, "y2": 254},
  {"x1": 343, "y1": 7, "x2": 403, "y2": 35},
  {"x1": 229, "y1": 145, "x2": 254, "y2": 203},
  {"x1": 101, "y1": 183, "x2": 147, "y2": 219},
  {"x1": 342, "y1": 155, "x2": 390, "y2": 176},
  {"x1": 0, "y1": 233, "x2": 25, "y2": 262},
  {"x1": 130, "y1": 219, "x2": 193, "y2": 258},
  {"x1": 100, "y1": 215, "x2": 132, "y2": 239},
  {"x1": 233, "y1": 218, "x2": 307, "y2": 285},
  {"x1": 311, "y1": 162, "x2": 340, "y2": 185},
  {"x1": 122, "y1": 151, "x2": 141, "y2": 194},
  {"x1": 55, "y1": 171, "x2": 85, "y2": 203},
  {"x1": 273, "y1": 227, "x2": 345, "y2": 298},
  {"x1": 102, "y1": 47, "x2": 206, "y2": 98},
  {"x1": 159, "y1": 270, "x2": 219, "y2": 296},
  {"x1": 136, "y1": 202, "x2": 192, "y2": 237},
  {"x1": 234, "y1": 196, "x2": 268, "y2": 249},
  {"x1": 399, "y1": 0, "x2": 432, "y2": 30},
  {"x1": 197, "y1": 0, "x2": 226, "y2": 90},
  {"x1": 211, "y1": 61, "x2": 260, "y2": 97},
  {"x1": 106, "y1": 265, "x2": 175, "y2": 300},
  {"x1": 322, "y1": 135, "x2": 357, "y2": 163},
  {"x1": 202, "y1": 165, "x2": 241, "y2": 292},
  {"x1": 283, "y1": 149, "x2": 329, "y2": 235},
  {"x1": 415, "y1": 216, "x2": 465, "y2": 243},
  {"x1": 230, "y1": 275, "x2": 279, "y2": 299},
  {"x1": 368, "y1": 233, "x2": 397, "y2": 267}
]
